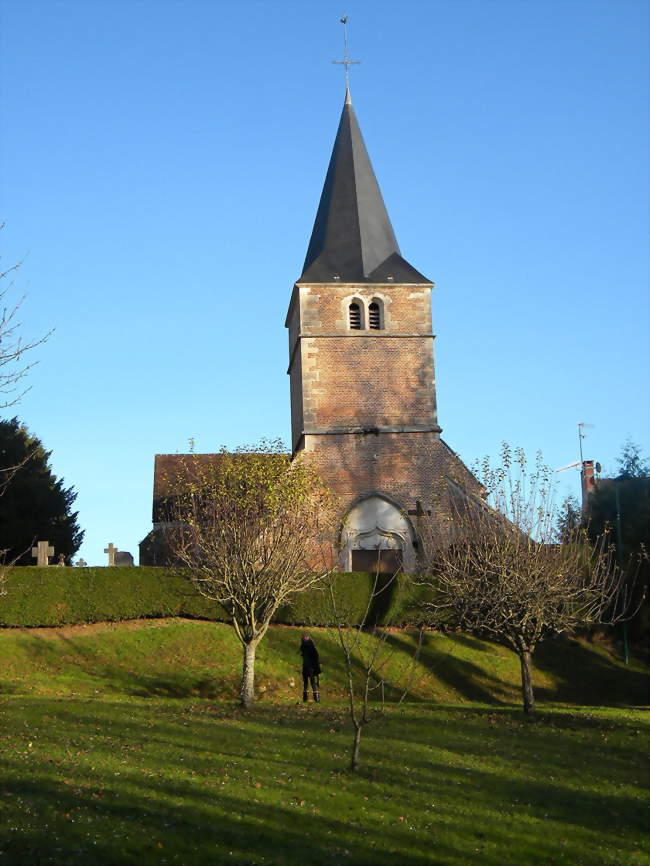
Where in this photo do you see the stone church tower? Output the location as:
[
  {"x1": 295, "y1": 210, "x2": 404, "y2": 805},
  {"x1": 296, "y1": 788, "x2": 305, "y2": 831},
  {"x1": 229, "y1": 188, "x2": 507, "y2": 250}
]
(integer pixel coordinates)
[
  {"x1": 140, "y1": 87, "x2": 481, "y2": 570},
  {"x1": 286, "y1": 88, "x2": 480, "y2": 573}
]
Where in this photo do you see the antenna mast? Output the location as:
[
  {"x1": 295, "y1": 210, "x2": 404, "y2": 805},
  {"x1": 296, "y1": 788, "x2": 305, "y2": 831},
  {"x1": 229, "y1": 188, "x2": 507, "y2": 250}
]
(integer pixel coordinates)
[{"x1": 578, "y1": 421, "x2": 593, "y2": 464}]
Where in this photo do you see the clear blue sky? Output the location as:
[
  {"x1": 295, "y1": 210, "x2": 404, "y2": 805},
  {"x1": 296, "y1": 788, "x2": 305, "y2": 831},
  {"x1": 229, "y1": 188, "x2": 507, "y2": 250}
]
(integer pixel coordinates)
[{"x1": 1, "y1": 0, "x2": 648, "y2": 565}]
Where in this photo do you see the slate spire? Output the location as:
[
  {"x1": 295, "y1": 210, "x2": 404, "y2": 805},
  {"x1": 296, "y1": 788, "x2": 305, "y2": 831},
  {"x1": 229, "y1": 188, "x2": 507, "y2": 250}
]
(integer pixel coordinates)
[{"x1": 299, "y1": 90, "x2": 430, "y2": 284}]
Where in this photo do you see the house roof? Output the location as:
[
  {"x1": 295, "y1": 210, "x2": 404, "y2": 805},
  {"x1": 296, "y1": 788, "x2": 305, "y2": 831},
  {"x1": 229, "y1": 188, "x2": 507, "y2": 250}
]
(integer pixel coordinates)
[{"x1": 298, "y1": 89, "x2": 431, "y2": 285}]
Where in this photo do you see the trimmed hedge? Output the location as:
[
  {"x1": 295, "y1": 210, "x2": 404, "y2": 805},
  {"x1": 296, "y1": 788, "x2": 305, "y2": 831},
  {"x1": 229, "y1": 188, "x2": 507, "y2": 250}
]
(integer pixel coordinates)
[
  {"x1": 0, "y1": 567, "x2": 224, "y2": 627},
  {"x1": 279, "y1": 571, "x2": 421, "y2": 626},
  {"x1": 0, "y1": 567, "x2": 423, "y2": 628}
]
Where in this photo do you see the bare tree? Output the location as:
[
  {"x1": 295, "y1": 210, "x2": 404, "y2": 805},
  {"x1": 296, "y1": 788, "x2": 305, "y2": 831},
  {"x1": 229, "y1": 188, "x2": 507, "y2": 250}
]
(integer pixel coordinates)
[
  {"x1": 0, "y1": 234, "x2": 53, "y2": 597},
  {"x1": 1, "y1": 249, "x2": 51, "y2": 411},
  {"x1": 418, "y1": 445, "x2": 640, "y2": 715},
  {"x1": 163, "y1": 441, "x2": 336, "y2": 709},
  {"x1": 0, "y1": 236, "x2": 52, "y2": 498},
  {"x1": 328, "y1": 565, "x2": 423, "y2": 771}
]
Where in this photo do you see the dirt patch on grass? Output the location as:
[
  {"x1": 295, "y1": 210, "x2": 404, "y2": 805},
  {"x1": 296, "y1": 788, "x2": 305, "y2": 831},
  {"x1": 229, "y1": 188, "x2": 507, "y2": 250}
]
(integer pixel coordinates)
[
  {"x1": 5, "y1": 617, "x2": 206, "y2": 640},
  {"x1": 2, "y1": 619, "x2": 327, "y2": 642}
]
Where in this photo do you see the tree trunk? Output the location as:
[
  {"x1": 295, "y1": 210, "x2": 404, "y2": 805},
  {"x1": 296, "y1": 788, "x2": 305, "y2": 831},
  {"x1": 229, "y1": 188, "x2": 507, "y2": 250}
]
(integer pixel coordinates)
[
  {"x1": 519, "y1": 649, "x2": 535, "y2": 715},
  {"x1": 240, "y1": 640, "x2": 257, "y2": 709},
  {"x1": 350, "y1": 723, "x2": 362, "y2": 771}
]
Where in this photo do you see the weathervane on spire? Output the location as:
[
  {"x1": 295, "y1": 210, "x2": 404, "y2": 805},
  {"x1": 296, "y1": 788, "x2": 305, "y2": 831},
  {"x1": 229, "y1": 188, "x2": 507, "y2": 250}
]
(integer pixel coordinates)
[{"x1": 333, "y1": 15, "x2": 360, "y2": 92}]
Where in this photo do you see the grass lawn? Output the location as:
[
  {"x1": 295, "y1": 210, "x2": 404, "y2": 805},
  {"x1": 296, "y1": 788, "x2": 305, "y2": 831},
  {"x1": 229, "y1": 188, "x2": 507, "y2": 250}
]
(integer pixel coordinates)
[{"x1": 0, "y1": 620, "x2": 647, "y2": 865}]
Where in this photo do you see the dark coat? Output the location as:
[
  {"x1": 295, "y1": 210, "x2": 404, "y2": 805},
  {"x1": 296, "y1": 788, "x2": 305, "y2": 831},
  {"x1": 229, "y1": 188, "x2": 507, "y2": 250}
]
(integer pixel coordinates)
[{"x1": 299, "y1": 639, "x2": 321, "y2": 676}]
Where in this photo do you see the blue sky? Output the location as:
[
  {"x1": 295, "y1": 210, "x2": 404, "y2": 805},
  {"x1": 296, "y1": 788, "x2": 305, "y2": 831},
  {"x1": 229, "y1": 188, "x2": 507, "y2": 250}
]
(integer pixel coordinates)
[{"x1": 1, "y1": 0, "x2": 648, "y2": 565}]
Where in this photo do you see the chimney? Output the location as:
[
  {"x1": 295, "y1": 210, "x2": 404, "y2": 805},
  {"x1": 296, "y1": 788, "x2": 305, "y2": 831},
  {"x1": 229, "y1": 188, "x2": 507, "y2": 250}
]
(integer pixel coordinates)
[{"x1": 580, "y1": 460, "x2": 596, "y2": 515}]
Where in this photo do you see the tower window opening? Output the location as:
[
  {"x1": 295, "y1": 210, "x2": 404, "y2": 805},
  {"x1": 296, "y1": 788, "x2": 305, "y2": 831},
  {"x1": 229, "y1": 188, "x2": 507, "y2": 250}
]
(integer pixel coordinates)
[
  {"x1": 349, "y1": 302, "x2": 362, "y2": 330},
  {"x1": 368, "y1": 300, "x2": 382, "y2": 330}
]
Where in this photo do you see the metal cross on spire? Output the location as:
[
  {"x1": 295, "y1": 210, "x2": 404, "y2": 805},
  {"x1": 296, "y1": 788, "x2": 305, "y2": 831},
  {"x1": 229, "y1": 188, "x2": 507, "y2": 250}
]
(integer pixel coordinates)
[{"x1": 332, "y1": 15, "x2": 360, "y2": 93}]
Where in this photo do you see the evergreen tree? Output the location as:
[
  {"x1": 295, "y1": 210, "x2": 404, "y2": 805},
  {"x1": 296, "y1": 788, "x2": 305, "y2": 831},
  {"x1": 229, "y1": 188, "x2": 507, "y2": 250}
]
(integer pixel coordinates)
[
  {"x1": 616, "y1": 439, "x2": 650, "y2": 479},
  {"x1": 556, "y1": 493, "x2": 582, "y2": 542},
  {"x1": 591, "y1": 438, "x2": 650, "y2": 564},
  {"x1": 0, "y1": 418, "x2": 84, "y2": 564}
]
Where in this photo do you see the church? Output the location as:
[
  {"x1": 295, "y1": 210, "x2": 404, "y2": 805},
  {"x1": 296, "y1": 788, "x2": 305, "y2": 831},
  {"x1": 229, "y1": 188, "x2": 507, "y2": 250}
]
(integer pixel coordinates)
[{"x1": 140, "y1": 85, "x2": 482, "y2": 572}]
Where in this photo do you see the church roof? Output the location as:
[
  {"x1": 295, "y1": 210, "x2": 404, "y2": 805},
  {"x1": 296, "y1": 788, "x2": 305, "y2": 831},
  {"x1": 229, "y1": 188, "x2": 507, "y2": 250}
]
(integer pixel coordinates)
[
  {"x1": 152, "y1": 452, "x2": 290, "y2": 522},
  {"x1": 299, "y1": 89, "x2": 431, "y2": 284}
]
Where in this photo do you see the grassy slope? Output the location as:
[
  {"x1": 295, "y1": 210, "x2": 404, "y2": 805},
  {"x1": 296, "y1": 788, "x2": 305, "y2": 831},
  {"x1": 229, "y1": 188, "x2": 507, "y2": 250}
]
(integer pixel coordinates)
[
  {"x1": 0, "y1": 699, "x2": 647, "y2": 866},
  {"x1": 0, "y1": 619, "x2": 646, "y2": 707},
  {"x1": 0, "y1": 621, "x2": 647, "y2": 866}
]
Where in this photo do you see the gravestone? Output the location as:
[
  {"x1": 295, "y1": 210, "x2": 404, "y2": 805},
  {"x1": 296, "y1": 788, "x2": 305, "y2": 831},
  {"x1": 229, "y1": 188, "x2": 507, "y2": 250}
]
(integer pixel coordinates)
[
  {"x1": 31, "y1": 540, "x2": 54, "y2": 567},
  {"x1": 75, "y1": 558, "x2": 87, "y2": 568},
  {"x1": 104, "y1": 543, "x2": 118, "y2": 566},
  {"x1": 114, "y1": 551, "x2": 134, "y2": 567}
]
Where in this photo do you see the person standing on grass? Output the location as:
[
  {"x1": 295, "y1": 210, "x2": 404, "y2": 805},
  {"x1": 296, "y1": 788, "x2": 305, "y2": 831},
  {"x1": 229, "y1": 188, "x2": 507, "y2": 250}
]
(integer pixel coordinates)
[{"x1": 299, "y1": 633, "x2": 321, "y2": 703}]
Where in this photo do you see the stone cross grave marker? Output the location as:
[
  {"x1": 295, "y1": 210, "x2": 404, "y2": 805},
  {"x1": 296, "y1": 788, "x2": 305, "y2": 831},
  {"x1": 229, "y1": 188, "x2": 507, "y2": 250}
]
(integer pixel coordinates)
[
  {"x1": 104, "y1": 543, "x2": 118, "y2": 566},
  {"x1": 76, "y1": 558, "x2": 87, "y2": 568},
  {"x1": 32, "y1": 540, "x2": 54, "y2": 566}
]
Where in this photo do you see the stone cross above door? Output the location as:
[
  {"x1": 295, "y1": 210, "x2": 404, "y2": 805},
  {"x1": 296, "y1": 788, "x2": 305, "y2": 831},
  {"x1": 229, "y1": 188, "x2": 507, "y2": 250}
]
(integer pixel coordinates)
[{"x1": 32, "y1": 540, "x2": 54, "y2": 566}]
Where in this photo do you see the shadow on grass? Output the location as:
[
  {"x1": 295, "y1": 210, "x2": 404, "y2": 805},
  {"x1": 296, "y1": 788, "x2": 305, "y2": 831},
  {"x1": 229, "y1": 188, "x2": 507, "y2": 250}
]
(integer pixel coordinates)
[
  {"x1": 383, "y1": 630, "x2": 515, "y2": 705},
  {"x1": 15, "y1": 631, "x2": 239, "y2": 700},
  {"x1": 0, "y1": 681, "x2": 20, "y2": 695},
  {"x1": 0, "y1": 702, "x2": 444, "y2": 866},
  {"x1": 0, "y1": 773, "x2": 442, "y2": 866},
  {"x1": 0, "y1": 699, "x2": 647, "y2": 866},
  {"x1": 386, "y1": 630, "x2": 648, "y2": 709},
  {"x1": 532, "y1": 635, "x2": 648, "y2": 706},
  {"x1": 10, "y1": 624, "x2": 649, "y2": 710},
  {"x1": 374, "y1": 704, "x2": 648, "y2": 777}
]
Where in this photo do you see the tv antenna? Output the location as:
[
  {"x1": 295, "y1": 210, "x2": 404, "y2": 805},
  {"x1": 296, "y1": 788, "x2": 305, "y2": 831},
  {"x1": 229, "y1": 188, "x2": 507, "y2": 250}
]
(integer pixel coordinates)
[
  {"x1": 556, "y1": 460, "x2": 582, "y2": 474},
  {"x1": 557, "y1": 423, "x2": 600, "y2": 475},
  {"x1": 578, "y1": 421, "x2": 594, "y2": 464}
]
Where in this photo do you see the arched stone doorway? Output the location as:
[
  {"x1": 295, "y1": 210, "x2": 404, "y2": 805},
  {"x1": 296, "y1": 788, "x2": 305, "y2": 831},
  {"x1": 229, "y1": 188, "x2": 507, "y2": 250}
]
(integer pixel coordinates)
[{"x1": 340, "y1": 495, "x2": 416, "y2": 574}]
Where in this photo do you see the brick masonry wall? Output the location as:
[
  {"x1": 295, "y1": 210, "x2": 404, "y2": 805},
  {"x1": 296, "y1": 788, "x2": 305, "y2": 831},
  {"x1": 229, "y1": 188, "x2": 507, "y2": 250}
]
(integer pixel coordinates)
[
  {"x1": 285, "y1": 280, "x2": 483, "y2": 567},
  {"x1": 297, "y1": 433, "x2": 483, "y2": 568},
  {"x1": 301, "y1": 432, "x2": 480, "y2": 513},
  {"x1": 300, "y1": 336, "x2": 436, "y2": 431},
  {"x1": 296, "y1": 283, "x2": 433, "y2": 333},
  {"x1": 287, "y1": 282, "x2": 439, "y2": 447}
]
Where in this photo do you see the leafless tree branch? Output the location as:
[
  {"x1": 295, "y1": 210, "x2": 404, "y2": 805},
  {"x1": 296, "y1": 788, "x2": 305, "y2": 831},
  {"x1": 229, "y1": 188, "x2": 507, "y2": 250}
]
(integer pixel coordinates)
[
  {"x1": 0, "y1": 231, "x2": 52, "y2": 497},
  {"x1": 417, "y1": 444, "x2": 643, "y2": 715},
  {"x1": 327, "y1": 561, "x2": 423, "y2": 771}
]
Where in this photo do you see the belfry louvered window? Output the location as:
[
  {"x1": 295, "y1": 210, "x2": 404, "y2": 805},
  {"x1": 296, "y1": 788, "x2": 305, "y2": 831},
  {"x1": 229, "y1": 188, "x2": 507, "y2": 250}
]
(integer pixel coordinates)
[
  {"x1": 349, "y1": 302, "x2": 362, "y2": 330},
  {"x1": 368, "y1": 301, "x2": 381, "y2": 330}
]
